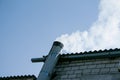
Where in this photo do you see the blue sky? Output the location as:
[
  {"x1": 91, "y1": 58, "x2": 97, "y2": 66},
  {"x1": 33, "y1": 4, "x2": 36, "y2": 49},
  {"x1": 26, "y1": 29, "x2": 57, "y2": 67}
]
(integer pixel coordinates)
[{"x1": 0, "y1": 0, "x2": 99, "y2": 77}]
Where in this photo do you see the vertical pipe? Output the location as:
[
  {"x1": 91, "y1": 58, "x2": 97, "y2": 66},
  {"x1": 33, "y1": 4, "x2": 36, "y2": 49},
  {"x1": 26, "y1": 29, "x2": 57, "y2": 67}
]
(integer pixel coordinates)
[{"x1": 37, "y1": 41, "x2": 63, "y2": 80}]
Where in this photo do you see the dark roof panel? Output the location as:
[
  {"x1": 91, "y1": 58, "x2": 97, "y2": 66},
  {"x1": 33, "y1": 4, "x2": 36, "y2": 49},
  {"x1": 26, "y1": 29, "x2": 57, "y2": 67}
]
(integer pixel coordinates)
[
  {"x1": 59, "y1": 48, "x2": 120, "y2": 61},
  {"x1": 0, "y1": 75, "x2": 36, "y2": 80}
]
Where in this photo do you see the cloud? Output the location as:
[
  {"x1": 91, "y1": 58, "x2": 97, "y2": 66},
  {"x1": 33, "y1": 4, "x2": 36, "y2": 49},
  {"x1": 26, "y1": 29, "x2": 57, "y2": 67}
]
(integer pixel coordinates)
[{"x1": 56, "y1": 0, "x2": 120, "y2": 53}]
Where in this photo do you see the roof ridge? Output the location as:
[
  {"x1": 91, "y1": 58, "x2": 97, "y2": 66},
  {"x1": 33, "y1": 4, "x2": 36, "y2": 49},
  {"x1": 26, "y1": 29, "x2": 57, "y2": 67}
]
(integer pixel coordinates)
[
  {"x1": 0, "y1": 75, "x2": 36, "y2": 79},
  {"x1": 61, "y1": 48, "x2": 120, "y2": 55}
]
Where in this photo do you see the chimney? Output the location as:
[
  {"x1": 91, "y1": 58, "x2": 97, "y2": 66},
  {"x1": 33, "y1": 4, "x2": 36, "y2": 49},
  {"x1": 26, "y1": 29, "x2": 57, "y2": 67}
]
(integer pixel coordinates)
[{"x1": 32, "y1": 41, "x2": 63, "y2": 80}]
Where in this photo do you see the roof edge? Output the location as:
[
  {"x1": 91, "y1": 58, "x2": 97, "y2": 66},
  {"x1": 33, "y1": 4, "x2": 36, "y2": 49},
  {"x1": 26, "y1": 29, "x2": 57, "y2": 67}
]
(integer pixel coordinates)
[
  {"x1": 0, "y1": 75, "x2": 36, "y2": 79},
  {"x1": 31, "y1": 48, "x2": 120, "y2": 62},
  {"x1": 60, "y1": 49, "x2": 120, "y2": 61}
]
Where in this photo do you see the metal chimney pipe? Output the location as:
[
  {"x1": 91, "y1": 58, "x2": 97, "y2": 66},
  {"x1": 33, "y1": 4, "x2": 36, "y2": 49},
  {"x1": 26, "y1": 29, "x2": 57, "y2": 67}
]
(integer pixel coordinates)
[
  {"x1": 31, "y1": 57, "x2": 46, "y2": 62},
  {"x1": 37, "y1": 41, "x2": 63, "y2": 80}
]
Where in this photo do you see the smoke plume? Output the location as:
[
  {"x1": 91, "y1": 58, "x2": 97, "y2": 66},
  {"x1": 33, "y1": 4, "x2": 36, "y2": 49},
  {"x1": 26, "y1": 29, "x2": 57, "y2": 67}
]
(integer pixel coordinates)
[{"x1": 56, "y1": 0, "x2": 120, "y2": 53}]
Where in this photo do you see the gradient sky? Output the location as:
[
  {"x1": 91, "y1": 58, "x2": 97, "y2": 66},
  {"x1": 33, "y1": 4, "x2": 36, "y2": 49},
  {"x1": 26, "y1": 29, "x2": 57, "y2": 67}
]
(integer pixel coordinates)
[{"x1": 0, "y1": 0, "x2": 99, "y2": 77}]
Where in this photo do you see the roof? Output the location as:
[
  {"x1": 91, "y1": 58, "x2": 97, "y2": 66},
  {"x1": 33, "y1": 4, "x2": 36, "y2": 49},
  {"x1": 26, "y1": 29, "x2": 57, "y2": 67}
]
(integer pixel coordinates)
[
  {"x1": 59, "y1": 48, "x2": 120, "y2": 61},
  {"x1": 61, "y1": 48, "x2": 120, "y2": 55},
  {"x1": 0, "y1": 75, "x2": 36, "y2": 80},
  {"x1": 31, "y1": 48, "x2": 120, "y2": 63}
]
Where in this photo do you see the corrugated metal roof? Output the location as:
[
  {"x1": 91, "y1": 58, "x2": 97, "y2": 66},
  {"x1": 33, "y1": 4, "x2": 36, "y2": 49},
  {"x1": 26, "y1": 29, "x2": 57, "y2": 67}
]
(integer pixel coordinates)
[
  {"x1": 61, "y1": 48, "x2": 120, "y2": 56},
  {"x1": 58, "y1": 48, "x2": 120, "y2": 61},
  {"x1": 0, "y1": 75, "x2": 36, "y2": 80}
]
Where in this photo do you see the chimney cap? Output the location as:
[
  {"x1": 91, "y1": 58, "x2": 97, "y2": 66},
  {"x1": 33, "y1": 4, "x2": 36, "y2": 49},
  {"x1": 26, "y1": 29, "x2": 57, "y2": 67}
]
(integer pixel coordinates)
[{"x1": 53, "y1": 41, "x2": 64, "y2": 48}]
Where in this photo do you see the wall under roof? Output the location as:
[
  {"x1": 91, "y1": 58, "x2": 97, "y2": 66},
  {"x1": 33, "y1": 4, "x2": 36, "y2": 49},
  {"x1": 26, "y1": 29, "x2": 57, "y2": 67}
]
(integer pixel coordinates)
[{"x1": 51, "y1": 53, "x2": 120, "y2": 80}]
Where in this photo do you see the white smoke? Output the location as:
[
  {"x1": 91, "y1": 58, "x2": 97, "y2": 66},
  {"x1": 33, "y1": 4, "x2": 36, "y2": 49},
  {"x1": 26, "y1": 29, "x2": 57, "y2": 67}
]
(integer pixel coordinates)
[{"x1": 56, "y1": 0, "x2": 120, "y2": 53}]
